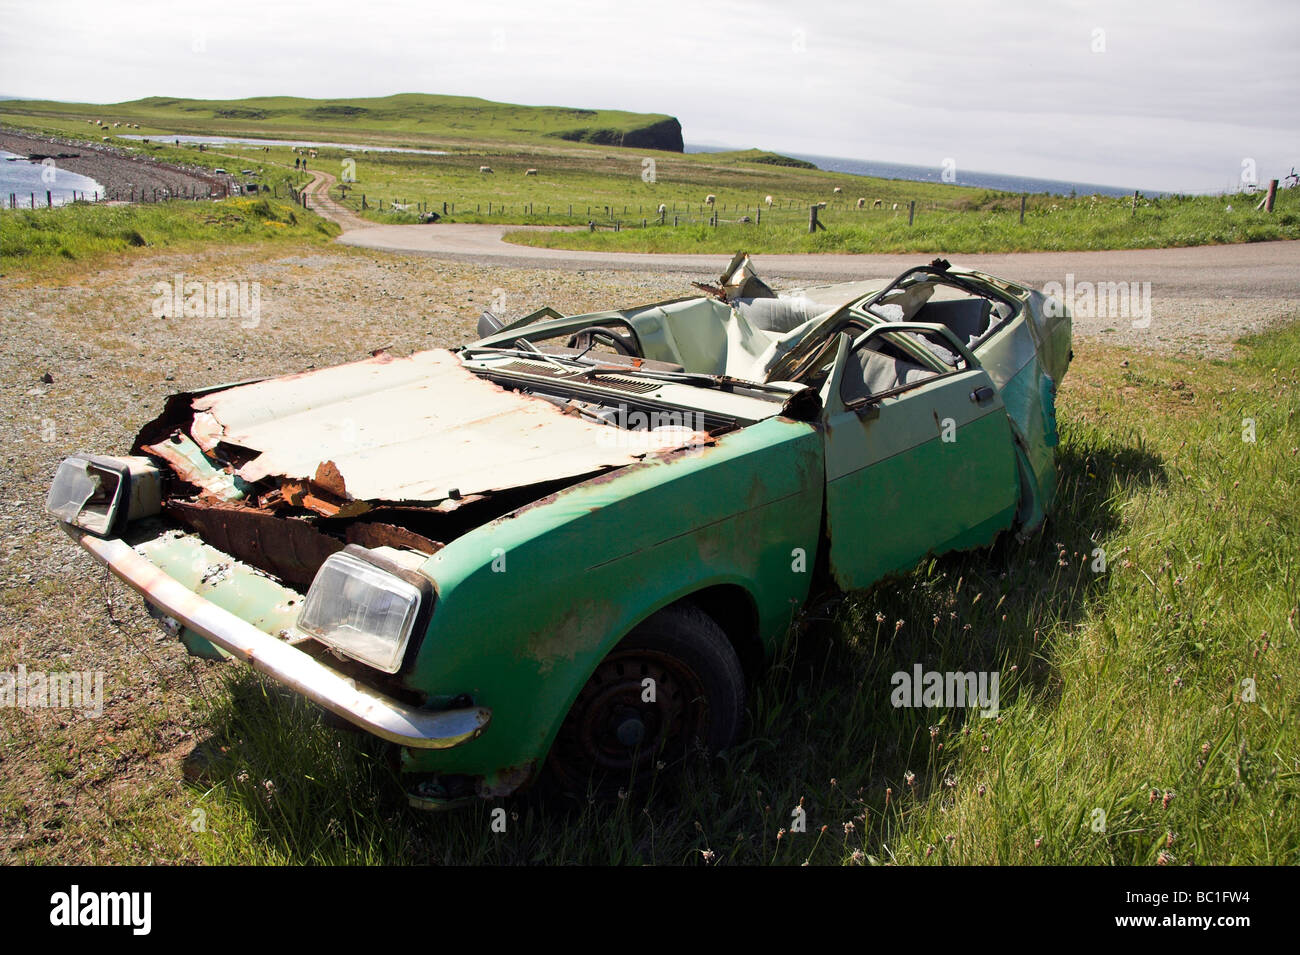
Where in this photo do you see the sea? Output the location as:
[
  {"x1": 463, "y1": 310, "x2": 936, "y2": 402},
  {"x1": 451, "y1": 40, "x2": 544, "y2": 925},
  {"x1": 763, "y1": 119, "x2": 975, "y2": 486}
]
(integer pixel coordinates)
[
  {"x1": 1, "y1": 150, "x2": 106, "y2": 207},
  {"x1": 685, "y1": 144, "x2": 1163, "y2": 198}
]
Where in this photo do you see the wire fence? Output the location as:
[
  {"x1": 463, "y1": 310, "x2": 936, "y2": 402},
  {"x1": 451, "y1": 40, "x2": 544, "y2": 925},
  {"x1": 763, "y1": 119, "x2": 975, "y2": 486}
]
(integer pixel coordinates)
[{"x1": 326, "y1": 186, "x2": 972, "y2": 230}]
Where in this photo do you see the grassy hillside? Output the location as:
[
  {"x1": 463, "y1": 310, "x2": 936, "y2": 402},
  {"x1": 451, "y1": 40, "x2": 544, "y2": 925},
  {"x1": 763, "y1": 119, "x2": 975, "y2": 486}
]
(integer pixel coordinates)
[{"x1": 0, "y1": 93, "x2": 684, "y2": 151}]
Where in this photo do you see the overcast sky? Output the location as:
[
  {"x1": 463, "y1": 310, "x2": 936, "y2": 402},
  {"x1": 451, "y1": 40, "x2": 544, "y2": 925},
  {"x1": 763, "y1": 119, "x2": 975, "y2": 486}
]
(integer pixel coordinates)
[{"x1": 1, "y1": 0, "x2": 1296, "y2": 192}]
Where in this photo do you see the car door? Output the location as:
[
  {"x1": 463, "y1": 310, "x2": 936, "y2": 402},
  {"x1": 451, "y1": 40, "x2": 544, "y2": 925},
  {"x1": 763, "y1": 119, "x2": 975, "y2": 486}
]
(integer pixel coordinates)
[{"x1": 819, "y1": 323, "x2": 1022, "y2": 590}]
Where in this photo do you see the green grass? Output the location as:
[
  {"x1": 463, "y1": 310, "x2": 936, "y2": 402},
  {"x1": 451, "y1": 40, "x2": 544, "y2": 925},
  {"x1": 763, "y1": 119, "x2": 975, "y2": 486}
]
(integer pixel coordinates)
[
  {"x1": 0, "y1": 197, "x2": 339, "y2": 276},
  {"x1": 157, "y1": 320, "x2": 1300, "y2": 865},
  {"x1": 1, "y1": 93, "x2": 681, "y2": 151},
  {"x1": 503, "y1": 189, "x2": 1300, "y2": 254}
]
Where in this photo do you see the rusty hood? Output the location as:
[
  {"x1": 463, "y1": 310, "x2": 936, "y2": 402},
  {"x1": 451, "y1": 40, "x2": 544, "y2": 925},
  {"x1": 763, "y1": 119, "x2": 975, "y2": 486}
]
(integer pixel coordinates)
[{"x1": 161, "y1": 348, "x2": 708, "y2": 508}]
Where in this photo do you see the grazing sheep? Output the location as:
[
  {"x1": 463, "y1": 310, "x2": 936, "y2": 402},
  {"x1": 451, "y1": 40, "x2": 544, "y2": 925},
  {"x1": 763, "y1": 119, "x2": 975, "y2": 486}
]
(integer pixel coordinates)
[
  {"x1": 816, "y1": 201, "x2": 827, "y2": 209},
  {"x1": 872, "y1": 199, "x2": 883, "y2": 208},
  {"x1": 739, "y1": 215, "x2": 752, "y2": 223},
  {"x1": 892, "y1": 203, "x2": 899, "y2": 211},
  {"x1": 480, "y1": 166, "x2": 494, "y2": 174},
  {"x1": 856, "y1": 197, "x2": 866, "y2": 209},
  {"x1": 657, "y1": 203, "x2": 666, "y2": 215},
  {"x1": 765, "y1": 195, "x2": 774, "y2": 207},
  {"x1": 524, "y1": 168, "x2": 538, "y2": 175},
  {"x1": 833, "y1": 186, "x2": 842, "y2": 194},
  {"x1": 705, "y1": 194, "x2": 716, "y2": 205}
]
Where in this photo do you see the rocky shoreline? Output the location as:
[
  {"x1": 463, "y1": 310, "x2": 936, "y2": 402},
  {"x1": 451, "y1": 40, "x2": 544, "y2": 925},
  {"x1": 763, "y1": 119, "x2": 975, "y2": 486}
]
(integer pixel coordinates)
[{"x1": 0, "y1": 127, "x2": 238, "y2": 203}]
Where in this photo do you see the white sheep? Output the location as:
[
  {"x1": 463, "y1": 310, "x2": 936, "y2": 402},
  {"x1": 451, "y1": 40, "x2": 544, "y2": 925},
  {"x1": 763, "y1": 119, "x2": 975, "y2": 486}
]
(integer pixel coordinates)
[
  {"x1": 892, "y1": 203, "x2": 899, "y2": 211},
  {"x1": 657, "y1": 203, "x2": 666, "y2": 215},
  {"x1": 524, "y1": 168, "x2": 538, "y2": 176},
  {"x1": 705, "y1": 194, "x2": 716, "y2": 205},
  {"x1": 873, "y1": 199, "x2": 883, "y2": 208},
  {"x1": 856, "y1": 197, "x2": 866, "y2": 209},
  {"x1": 480, "y1": 166, "x2": 494, "y2": 174},
  {"x1": 765, "y1": 195, "x2": 773, "y2": 207},
  {"x1": 833, "y1": 186, "x2": 842, "y2": 194}
]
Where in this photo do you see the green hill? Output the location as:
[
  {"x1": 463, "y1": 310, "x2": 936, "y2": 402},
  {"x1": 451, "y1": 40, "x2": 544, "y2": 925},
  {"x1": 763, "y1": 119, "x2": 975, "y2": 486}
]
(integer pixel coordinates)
[{"x1": 0, "y1": 92, "x2": 685, "y2": 152}]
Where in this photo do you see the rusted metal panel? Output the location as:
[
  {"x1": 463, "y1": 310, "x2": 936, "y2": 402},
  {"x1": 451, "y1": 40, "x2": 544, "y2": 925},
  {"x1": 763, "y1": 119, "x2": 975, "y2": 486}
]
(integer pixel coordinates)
[
  {"x1": 166, "y1": 499, "x2": 343, "y2": 587},
  {"x1": 190, "y1": 349, "x2": 712, "y2": 504}
]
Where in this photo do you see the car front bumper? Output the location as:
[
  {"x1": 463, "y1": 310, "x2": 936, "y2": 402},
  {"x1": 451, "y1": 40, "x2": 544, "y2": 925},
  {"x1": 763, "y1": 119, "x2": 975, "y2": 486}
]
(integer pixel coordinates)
[{"x1": 66, "y1": 527, "x2": 491, "y2": 750}]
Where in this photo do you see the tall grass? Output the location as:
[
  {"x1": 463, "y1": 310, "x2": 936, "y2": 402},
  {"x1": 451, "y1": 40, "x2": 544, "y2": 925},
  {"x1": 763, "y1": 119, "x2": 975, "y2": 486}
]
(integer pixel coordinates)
[
  {"x1": 0, "y1": 198, "x2": 339, "y2": 276},
  {"x1": 181, "y1": 320, "x2": 1299, "y2": 865}
]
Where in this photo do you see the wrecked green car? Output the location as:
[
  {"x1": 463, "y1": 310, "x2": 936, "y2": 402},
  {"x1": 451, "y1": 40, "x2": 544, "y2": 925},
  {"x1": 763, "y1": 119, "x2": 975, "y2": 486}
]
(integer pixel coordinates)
[{"x1": 48, "y1": 255, "x2": 1070, "y2": 806}]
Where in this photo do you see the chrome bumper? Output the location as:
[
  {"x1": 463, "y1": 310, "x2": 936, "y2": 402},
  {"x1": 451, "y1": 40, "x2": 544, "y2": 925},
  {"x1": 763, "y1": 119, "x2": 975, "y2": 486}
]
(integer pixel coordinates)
[{"x1": 69, "y1": 529, "x2": 491, "y2": 750}]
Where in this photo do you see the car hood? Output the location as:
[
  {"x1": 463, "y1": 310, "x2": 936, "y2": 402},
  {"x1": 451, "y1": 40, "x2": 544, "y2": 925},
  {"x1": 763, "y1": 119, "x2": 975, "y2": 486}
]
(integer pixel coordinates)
[{"x1": 148, "y1": 348, "x2": 711, "y2": 509}]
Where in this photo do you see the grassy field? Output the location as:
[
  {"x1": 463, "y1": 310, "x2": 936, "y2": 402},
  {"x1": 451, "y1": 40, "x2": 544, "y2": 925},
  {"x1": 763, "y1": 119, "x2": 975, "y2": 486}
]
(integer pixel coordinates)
[
  {"x1": 0, "y1": 93, "x2": 682, "y2": 151},
  {"x1": 5, "y1": 303, "x2": 1293, "y2": 865},
  {"x1": 0, "y1": 198, "x2": 339, "y2": 277},
  {"x1": 8, "y1": 95, "x2": 1297, "y2": 256},
  {"x1": 502, "y1": 188, "x2": 1300, "y2": 254}
]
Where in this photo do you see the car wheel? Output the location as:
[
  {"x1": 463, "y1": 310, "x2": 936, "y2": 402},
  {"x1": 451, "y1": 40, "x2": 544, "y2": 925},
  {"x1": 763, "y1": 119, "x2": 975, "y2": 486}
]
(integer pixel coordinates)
[{"x1": 546, "y1": 603, "x2": 745, "y2": 795}]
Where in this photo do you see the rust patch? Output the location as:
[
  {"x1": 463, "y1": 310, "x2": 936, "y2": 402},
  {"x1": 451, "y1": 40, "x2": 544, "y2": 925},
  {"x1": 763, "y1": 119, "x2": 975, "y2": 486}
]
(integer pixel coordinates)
[
  {"x1": 346, "y1": 522, "x2": 442, "y2": 555},
  {"x1": 165, "y1": 500, "x2": 343, "y2": 587},
  {"x1": 313, "y1": 459, "x2": 349, "y2": 498},
  {"x1": 278, "y1": 479, "x2": 370, "y2": 519}
]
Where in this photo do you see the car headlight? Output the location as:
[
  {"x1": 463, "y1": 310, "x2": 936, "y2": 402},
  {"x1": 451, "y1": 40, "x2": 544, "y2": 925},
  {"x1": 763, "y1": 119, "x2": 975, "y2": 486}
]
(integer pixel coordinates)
[
  {"x1": 46, "y1": 454, "x2": 162, "y2": 536},
  {"x1": 296, "y1": 546, "x2": 432, "y2": 673}
]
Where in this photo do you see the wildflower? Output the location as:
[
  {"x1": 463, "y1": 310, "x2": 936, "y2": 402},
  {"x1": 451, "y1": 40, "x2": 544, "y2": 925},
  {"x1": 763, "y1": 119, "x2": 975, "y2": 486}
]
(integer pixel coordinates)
[
  {"x1": 1162, "y1": 791, "x2": 1174, "y2": 810},
  {"x1": 1033, "y1": 837, "x2": 1042, "y2": 849},
  {"x1": 904, "y1": 770, "x2": 916, "y2": 787},
  {"x1": 701, "y1": 849, "x2": 715, "y2": 863},
  {"x1": 875, "y1": 611, "x2": 885, "y2": 623},
  {"x1": 1149, "y1": 789, "x2": 1159, "y2": 804},
  {"x1": 925, "y1": 844, "x2": 935, "y2": 857},
  {"x1": 777, "y1": 828, "x2": 786, "y2": 841},
  {"x1": 1157, "y1": 851, "x2": 1172, "y2": 865},
  {"x1": 895, "y1": 619, "x2": 904, "y2": 632},
  {"x1": 844, "y1": 821, "x2": 855, "y2": 834},
  {"x1": 851, "y1": 849, "x2": 865, "y2": 864},
  {"x1": 977, "y1": 784, "x2": 987, "y2": 797}
]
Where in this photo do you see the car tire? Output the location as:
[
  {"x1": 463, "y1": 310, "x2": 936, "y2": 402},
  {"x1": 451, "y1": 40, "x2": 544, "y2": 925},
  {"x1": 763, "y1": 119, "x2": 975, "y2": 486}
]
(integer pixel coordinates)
[{"x1": 545, "y1": 602, "x2": 745, "y2": 796}]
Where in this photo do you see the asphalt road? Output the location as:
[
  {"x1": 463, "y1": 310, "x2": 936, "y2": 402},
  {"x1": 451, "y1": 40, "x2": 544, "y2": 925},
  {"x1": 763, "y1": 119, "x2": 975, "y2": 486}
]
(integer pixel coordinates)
[{"x1": 334, "y1": 221, "x2": 1300, "y2": 297}]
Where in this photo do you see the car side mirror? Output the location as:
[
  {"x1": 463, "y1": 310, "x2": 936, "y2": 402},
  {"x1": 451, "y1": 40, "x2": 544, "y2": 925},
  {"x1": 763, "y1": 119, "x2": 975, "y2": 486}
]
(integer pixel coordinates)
[{"x1": 477, "y1": 311, "x2": 504, "y2": 340}]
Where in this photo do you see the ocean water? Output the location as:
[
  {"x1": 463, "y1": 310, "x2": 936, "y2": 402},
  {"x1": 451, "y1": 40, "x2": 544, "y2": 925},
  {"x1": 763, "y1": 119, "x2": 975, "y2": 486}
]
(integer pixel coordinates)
[
  {"x1": 1, "y1": 150, "x2": 106, "y2": 207},
  {"x1": 686, "y1": 144, "x2": 1161, "y2": 198}
]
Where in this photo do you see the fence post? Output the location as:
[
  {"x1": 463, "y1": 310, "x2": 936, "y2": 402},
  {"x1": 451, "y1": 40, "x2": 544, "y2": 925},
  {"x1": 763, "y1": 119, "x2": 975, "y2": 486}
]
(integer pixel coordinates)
[
  {"x1": 1264, "y1": 179, "x2": 1279, "y2": 212},
  {"x1": 47, "y1": 191, "x2": 52, "y2": 208},
  {"x1": 1131, "y1": 190, "x2": 1139, "y2": 215},
  {"x1": 1019, "y1": 194, "x2": 1026, "y2": 224},
  {"x1": 808, "y1": 204, "x2": 819, "y2": 233},
  {"x1": 908, "y1": 200, "x2": 915, "y2": 226}
]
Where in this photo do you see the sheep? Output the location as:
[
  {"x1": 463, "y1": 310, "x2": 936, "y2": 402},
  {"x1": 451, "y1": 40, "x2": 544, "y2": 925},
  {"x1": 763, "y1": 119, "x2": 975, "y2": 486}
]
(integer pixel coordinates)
[
  {"x1": 705, "y1": 194, "x2": 716, "y2": 205},
  {"x1": 856, "y1": 197, "x2": 867, "y2": 209},
  {"x1": 657, "y1": 203, "x2": 666, "y2": 215},
  {"x1": 892, "y1": 203, "x2": 899, "y2": 211},
  {"x1": 765, "y1": 195, "x2": 774, "y2": 207},
  {"x1": 480, "y1": 165, "x2": 494, "y2": 174},
  {"x1": 524, "y1": 168, "x2": 538, "y2": 175},
  {"x1": 739, "y1": 215, "x2": 752, "y2": 223},
  {"x1": 816, "y1": 201, "x2": 828, "y2": 209},
  {"x1": 872, "y1": 199, "x2": 883, "y2": 208},
  {"x1": 833, "y1": 186, "x2": 842, "y2": 194}
]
